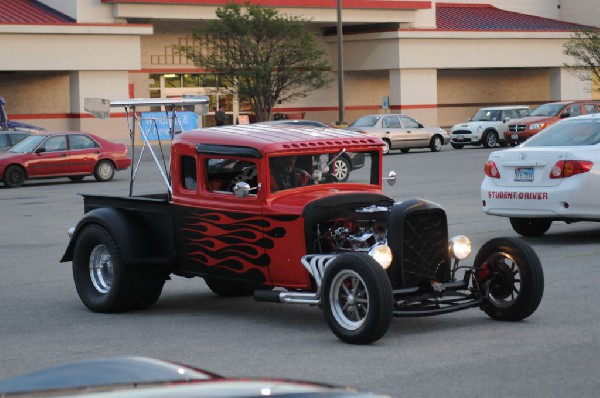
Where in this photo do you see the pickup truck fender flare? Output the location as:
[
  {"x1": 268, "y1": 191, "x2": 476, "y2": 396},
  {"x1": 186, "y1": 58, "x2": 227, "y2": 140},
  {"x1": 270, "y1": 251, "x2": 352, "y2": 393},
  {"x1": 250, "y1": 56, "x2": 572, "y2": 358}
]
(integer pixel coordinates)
[{"x1": 60, "y1": 207, "x2": 173, "y2": 265}]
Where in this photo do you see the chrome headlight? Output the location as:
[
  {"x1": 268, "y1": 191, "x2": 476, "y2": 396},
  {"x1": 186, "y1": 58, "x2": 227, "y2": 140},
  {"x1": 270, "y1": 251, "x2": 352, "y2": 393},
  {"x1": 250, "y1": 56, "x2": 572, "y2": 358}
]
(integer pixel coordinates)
[
  {"x1": 369, "y1": 244, "x2": 392, "y2": 269},
  {"x1": 449, "y1": 235, "x2": 471, "y2": 260}
]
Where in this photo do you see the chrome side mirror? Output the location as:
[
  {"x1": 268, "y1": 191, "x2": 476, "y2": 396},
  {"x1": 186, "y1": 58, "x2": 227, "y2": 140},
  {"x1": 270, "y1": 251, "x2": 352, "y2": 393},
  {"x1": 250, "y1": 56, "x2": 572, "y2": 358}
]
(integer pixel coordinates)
[
  {"x1": 233, "y1": 181, "x2": 251, "y2": 198},
  {"x1": 384, "y1": 170, "x2": 396, "y2": 186}
]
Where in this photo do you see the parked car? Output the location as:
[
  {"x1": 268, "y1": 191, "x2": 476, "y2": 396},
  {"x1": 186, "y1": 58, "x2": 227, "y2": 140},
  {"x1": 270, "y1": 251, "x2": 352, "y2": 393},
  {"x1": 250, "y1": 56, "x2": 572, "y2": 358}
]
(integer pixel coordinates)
[
  {"x1": 450, "y1": 105, "x2": 531, "y2": 149},
  {"x1": 253, "y1": 121, "x2": 365, "y2": 182},
  {"x1": 0, "y1": 356, "x2": 386, "y2": 397},
  {"x1": 0, "y1": 131, "x2": 131, "y2": 188},
  {"x1": 347, "y1": 114, "x2": 450, "y2": 154},
  {"x1": 0, "y1": 130, "x2": 30, "y2": 152},
  {"x1": 504, "y1": 100, "x2": 600, "y2": 144},
  {"x1": 481, "y1": 113, "x2": 600, "y2": 236}
]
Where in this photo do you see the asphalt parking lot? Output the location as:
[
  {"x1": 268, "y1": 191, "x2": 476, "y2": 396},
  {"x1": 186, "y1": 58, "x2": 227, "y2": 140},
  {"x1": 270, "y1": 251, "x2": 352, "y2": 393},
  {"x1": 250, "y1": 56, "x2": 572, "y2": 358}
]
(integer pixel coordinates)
[{"x1": 1, "y1": 144, "x2": 599, "y2": 397}]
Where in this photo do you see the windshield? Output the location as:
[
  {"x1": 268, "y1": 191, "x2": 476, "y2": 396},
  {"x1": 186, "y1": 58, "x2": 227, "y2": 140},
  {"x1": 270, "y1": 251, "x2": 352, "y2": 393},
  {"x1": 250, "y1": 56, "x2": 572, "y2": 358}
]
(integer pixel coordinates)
[
  {"x1": 522, "y1": 119, "x2": 600, "y2": 147},
  {"x1": 269, "y1": 151, "x2": 378, "y2": 193},
  {"x1": 8, "y1": 135, "x2": 46, "y2": 153},
  {"x1": 471, "y1": 109, "x2": 502, "y2": 121},
  {"x1": 529, "y1": 103, "x2": 565, "y2": 117},
  {"x1": 350, "y1": 116, "x2": 380, "y2": 128}
]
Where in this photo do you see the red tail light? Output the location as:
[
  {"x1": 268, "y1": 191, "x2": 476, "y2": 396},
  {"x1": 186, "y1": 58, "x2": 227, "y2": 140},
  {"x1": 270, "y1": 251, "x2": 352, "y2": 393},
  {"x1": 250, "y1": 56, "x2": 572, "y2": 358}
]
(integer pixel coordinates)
[
  {"x1": 484, "y1": 161, "x2": 500, "y2": 178},
  {"x1": 549, "y1": 160, "x2": 593, "y2": 179}
]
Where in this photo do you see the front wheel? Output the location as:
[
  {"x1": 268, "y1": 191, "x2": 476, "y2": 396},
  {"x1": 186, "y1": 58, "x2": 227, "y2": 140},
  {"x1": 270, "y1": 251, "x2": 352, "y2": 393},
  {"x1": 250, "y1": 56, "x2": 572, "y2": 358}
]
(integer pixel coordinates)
[
  {"x1": 94, "y1": 160, "x2": 115, "y2": 182},
  {"x1": 482, "y1": 131, "x2": 498, "y2": 148},
  {"x1": 321, "y1": 253, "x2": 393, "y2": 344},
  {"x1": 509, "y1": 218, "x2": 552, "y2": 237},
  {"x1": 72, "y1": 224, "x2": 165, "y2": 312},
  {"x1": 333, "y1": 156, "x2": 351, "y2": 182},
  {"x1": 3, "y1": 165, "x2": 26, "y2": 188},
  {"x1": 474, "y1": 237, "x2": 544, "y2": 321},
  {"x1": 429, "y1": 135, "x2": 442, "y2": 152}
]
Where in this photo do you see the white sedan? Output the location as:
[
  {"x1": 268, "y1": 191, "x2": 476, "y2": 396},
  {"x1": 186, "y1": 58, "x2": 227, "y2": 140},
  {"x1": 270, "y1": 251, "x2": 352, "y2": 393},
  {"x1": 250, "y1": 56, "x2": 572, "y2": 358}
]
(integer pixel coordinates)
[{"x1": 480, "y1": 113, "x2": 600, "y2": 236}]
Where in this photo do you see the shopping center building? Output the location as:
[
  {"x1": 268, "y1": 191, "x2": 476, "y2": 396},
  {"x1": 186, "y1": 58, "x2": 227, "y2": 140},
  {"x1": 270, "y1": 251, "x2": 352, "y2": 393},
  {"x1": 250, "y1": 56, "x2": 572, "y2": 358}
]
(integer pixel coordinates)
[{"x1": 0, "y1": 0, "x2": 598, "y2": 140}]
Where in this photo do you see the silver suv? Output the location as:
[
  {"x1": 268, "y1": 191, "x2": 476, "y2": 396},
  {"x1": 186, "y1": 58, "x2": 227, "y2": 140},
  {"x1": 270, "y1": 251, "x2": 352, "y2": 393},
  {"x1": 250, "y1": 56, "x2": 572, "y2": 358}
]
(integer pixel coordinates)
[{"x1": 450, "y1": 106, "x2": 530, "y2": 149}]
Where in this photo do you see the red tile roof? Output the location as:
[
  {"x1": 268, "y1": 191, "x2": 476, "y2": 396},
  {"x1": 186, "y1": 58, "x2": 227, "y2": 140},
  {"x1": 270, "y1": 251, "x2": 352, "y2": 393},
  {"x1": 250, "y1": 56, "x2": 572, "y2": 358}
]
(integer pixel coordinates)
[
  {"x1": 0, "y1": 0, "x2": 74, "y2": 24},
  {"x1": 436, "y1": 3, "x2": 592, "y2": 31}
]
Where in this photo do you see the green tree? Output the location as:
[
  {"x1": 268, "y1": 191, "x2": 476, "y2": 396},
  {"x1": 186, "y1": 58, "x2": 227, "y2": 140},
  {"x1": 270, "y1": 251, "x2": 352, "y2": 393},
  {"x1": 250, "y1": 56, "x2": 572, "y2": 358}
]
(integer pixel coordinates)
[
  {"x1": 176, "y1": 3, "x2": 331, "y2": 122},
  {"x1": 563, "y1": 29, "x2": 600, "y2": 92}
]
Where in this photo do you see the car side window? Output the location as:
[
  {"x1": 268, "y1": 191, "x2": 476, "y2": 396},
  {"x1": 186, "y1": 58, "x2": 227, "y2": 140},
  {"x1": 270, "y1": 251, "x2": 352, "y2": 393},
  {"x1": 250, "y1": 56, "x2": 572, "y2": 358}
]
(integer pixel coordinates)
[
  {"x1": 399, "y1": 116, "x2": 419, "y2": 128},
  {"x1": 565, "y1": 104, "x2": 582, "y2": 117},
  {"x1": 382, "y1": 116, "x2": 401, "y2": 128},
  {"x1": 42, "y1": 136, "x2": 67, "y2": 152},
  {"x1": 181, "y1": 155, "x2": 197, "y2": 191},
  {"x1": 206, "y1": 158, "x2": 257, "y2": 195},
  {"x1": 69, "y1": 134, "x2": 99, "y2": 150},
  {"x1": 584, "y1": 104, "x2": 599, "y2": 114},
  {"x1": 517, "y1": 108, "x2": 530, "y2": 117}
]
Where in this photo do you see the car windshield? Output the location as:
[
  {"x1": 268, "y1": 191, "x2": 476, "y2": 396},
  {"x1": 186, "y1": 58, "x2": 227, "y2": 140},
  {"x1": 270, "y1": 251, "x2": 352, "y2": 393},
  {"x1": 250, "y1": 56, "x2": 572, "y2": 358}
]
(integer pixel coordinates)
[
  {"x1": 471, "y1": 109, "x2": 502, "y2": 121},
  {"x1": 529, "y1": 103, "x2": 565, "y2": 117},
  {"x1": 8, "y1": 135, "x2": 46, "y2": 153},
  {"x1": 350, "y1": 116, "x2": 379, "y2": 128},
  {"x1": 522, "y1": 119, "x2": 600, "y2": 147}
]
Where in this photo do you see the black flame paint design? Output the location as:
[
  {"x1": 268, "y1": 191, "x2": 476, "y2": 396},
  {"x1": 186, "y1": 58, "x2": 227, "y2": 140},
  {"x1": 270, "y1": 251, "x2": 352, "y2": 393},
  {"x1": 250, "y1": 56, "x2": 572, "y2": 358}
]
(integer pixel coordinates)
[{"x1": 177, "y1": 208, "x2": 299, "y2": 283}]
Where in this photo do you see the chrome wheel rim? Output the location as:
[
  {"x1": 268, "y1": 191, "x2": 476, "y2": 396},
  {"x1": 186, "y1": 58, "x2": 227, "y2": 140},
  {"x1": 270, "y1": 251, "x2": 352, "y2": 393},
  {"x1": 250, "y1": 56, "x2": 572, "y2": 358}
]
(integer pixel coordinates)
[
  {"x1": 383, "y1": 141, "x2": 390, "y2": 154},
  {"x1": 329, "y1": 270, "x2": 369, "y2": 330},
  {"x1": 486, "y1": 134, "x2": 497, "y2": 147},
  {"x1": 97, "y1": 162, "x2": 113, "y2": 180},
  {"x1": 334, "y1": 159, "x2": 349, "y2": 181},
  {"x1": 433, "y1": 137, "x2": 442, "y2": 151},
  {"x1": 89, "y1": 244, "x2": 113, "y2": 294}
]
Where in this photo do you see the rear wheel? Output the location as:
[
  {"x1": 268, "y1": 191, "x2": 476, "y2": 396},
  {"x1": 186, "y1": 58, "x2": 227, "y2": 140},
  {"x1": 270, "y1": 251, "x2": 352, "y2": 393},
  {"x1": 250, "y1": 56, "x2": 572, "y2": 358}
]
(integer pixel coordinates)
[
  {"x1": 204, "y1": 277, "x2": 254, "y2": 297},
  {"x1": 3, "y1": 165, "x2": 26, "y2": 188},
  {"x1": 382, "y1": 139, "x2": 391, "y2": 155},
  {"x1": 509, "y1": 218, "x2": 552, "y2": 237},
  {"x1": 482, "y1": 131, "x2": 498, "y2": 148},
  {"x1": 94, "y1": 160, "x2": 115, "y2": 182},
  {"x1": 322, "y1": 253, "x2": 393, "y2": 344},
  {"x1": 429, "y1": 135, "x2": 442, "y2": 152},
  {"x1": 474, "y1": 237, "x2": 544, "y2": 321},
  {"x1": 72, "y1": 224, "x2": 165, "y2": 312}
]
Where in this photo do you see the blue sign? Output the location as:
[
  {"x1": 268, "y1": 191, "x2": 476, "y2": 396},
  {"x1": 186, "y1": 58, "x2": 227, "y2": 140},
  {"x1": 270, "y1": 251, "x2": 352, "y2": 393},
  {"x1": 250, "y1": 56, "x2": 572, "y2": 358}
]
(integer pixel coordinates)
[{"x1": 139, "y1": 111, "x2": 199, "y2": 140}]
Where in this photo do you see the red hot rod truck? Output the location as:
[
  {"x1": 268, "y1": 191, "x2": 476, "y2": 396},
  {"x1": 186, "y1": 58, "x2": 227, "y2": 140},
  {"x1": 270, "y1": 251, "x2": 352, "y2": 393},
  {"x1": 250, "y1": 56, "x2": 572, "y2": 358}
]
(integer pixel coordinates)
[{"x1": 61, "y1": 98, "x2": 544, "y2": 345}]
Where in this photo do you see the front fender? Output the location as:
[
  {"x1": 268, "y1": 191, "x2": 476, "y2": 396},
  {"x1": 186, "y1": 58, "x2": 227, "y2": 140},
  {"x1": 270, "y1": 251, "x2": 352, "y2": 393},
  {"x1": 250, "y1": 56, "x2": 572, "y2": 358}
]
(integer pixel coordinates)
[{"x1": 60, "y1": 207, "x2": 175, "y2": 266}]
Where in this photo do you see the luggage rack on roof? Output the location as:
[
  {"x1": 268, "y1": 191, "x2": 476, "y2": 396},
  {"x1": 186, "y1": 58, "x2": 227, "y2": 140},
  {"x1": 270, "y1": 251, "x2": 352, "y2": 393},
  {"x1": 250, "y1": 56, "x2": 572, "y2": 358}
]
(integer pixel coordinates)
[{"x1": 84, "y1": 96, "x2": 209, "y2": 196}]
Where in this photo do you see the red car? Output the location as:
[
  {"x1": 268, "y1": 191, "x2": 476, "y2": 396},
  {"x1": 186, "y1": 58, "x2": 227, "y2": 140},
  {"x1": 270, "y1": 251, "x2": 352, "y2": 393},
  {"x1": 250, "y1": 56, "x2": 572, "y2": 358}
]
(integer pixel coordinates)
[{"x1": 0, "y1": 131, "x2": 131, "y2": 188}]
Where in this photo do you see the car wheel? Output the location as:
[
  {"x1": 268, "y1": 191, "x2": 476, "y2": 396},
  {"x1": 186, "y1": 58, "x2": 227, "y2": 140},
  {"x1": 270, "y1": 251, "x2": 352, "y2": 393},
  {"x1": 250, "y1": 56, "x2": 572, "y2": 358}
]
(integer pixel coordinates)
[
  {"x1": 94, "y1": 160, "x2": 115, "y2": 182},
  {"x1": 400, "y1": 148, "x2": 409, "y2": 153},
  {"x1": 482, "y1": 131, "x2": 498, "y2": 148},
  {"x1": 204, "y1": 277, "x2": 254, "y2": 297},
  {"x1": 72, "y1": 224, "x2": 165, "y2": 312},
  {"x1": 3, "y1": 165, "x2": 26, "y2": 188},
  {"x1": 382, "y1": 139, "x2": 391, "y2": 155},
  {"x1": 509, "y1": 218, "x2": 552, "y2": 237},
  {"x1": 474, "y1": 237, "x2": 544, "y2": 321},
  {"x1": 450, "y1": 143, "x2": 464, "y2": 149},
  {"x1": 69, "y1": 176, "x2": 85, "y2": 183},
  {"x1": 429, "y1": 135, "x2": 442, "y2": 152},
  {"x1": 333, "y1": 156, "x2": 351, "y2": 182},
  {"x1": 322, "y1": 253, "x2": 393, "y2": 344}
]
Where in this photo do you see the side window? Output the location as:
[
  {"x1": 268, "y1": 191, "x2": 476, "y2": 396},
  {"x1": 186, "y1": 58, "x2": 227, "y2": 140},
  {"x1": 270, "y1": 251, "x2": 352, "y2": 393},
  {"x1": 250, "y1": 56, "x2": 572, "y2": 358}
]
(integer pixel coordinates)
[
  {"x1": 566, "y1": 104, "x2": 582, "y2": 117},
  {"x1": 518, "y1": 108, "x2": 530, "y2": 118},
  {"x1": 181, "y1": 155, "x2": 197, "y2": 190},
  {"x1": 503, "y1": 110, "x2": 515, "y2": 120},
  {"x1": 383, "y1": 116, "x2": 400, "y2": 128},
  {"x1": 584, "y1": 104, "x2": 599, "y2": 114},
  {"x1": 399, "y1": 116, "x2": 419, "y2": 128},
  {"x1": 206, "y1": 158, "x2": 257, "y2": 195},
  {"x1": 69, "y1": 134, "x2": 99, "y2": 150},
  {"x1": 0, "y1": 134, "x2": 8, "y2": 147},
  {"x1": 42, "y1": 136, "x2": 67, "y2": 152}
]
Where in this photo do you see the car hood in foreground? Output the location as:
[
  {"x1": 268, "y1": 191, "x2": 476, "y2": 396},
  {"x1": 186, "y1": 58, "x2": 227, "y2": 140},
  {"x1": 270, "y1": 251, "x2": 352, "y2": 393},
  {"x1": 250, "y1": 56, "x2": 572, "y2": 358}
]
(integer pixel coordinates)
[{"x1": 0, "y1": 357, "x2": 386, "y2": 397}]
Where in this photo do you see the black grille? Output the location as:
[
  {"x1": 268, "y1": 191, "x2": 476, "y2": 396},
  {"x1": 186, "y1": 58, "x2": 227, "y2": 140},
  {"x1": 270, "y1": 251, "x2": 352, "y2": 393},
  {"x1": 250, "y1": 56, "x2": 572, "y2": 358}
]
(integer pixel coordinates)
[
  {"x1": 508, "y1": 124, "x2": 526, "y2": 132},
  {"x1": 451, "y1": 130, "x2": 471, "y2": 135},
  {"x1": 401, "y1": 210, "x2": 450, "y2": 287}
]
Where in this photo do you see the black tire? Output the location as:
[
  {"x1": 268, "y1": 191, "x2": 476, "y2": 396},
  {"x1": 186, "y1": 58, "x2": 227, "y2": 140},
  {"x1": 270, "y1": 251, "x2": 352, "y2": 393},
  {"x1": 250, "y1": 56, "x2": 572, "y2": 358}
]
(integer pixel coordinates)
[
  {"x1": 451, "y1": 143, "x2": 464, "y2": 149},
  {"x1": 334, "y1": 156, "x2": 351, "y2": 182},
  {"x1": 3, "y1": 165, "x2": 26, "y2": 188},
  {"x1": 69, "y1": 176, "x2": 85, "y2": 183},
  {"x1": 399, "y1": 148, "x2": 409, "y2": 153},
  {"x1": 474, "y1": 237, "x2": 544, "y2": 321},
  {"x1": 204, "y1": 277, "x2": 254, "y2": 297},
  {"x1": 382, "y1": 139, "x2": 391, "y2": 155},
  {"x1": 72, "y1": 224, "x2": 165, "y2": 312},
  {"x1": 429, "y1": 135, "x2": 442, "y2": 152},
  {"x1": 94, "y1": 160, "x2": 115, "y2": 182},
  {"x1": 482, "y1": 131, "x2": 498, "y2": 148},
  {"x1": 322, "y1": 253, "x2": 393, "y2": 344},
  {"x1": 509, "y1": 218, "x2": 552, "y2": 237}
]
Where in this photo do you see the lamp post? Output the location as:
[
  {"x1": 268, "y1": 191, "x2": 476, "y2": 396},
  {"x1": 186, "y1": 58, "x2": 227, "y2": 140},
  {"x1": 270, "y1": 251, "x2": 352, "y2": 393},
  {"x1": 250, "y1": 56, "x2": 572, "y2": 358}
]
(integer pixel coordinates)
[{"x1": 336, "y1": 0, "x2": 345, "y2": 125}]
